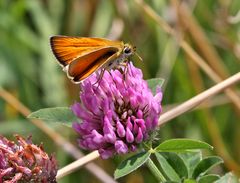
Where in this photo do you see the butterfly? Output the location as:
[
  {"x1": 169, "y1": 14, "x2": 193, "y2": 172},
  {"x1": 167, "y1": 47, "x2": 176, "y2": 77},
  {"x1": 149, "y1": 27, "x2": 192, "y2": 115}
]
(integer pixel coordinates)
[{"x1": 50, "y1": 36, "x2": 138, "y2": 83}]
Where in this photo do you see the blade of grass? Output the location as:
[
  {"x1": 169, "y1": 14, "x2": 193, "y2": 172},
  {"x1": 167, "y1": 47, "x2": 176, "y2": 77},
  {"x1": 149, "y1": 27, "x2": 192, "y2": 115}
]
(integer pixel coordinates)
[
  {"x1": 177, "y1": 2, "x2": 229, "y2": 79},
  {"x1": 176, "y1": 0, "x2": 240, "y2": 114},
  {"x1": 134, "y1": 0, "x2": 240, "y2": 112},
  {"x1": 185, "y1": 49, "x2": 240, "y2": 175}
]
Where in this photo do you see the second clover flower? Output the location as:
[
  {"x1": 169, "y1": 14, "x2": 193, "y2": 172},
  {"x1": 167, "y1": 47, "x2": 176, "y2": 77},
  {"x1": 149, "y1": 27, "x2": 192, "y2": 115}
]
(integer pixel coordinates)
[
  {"x1": 0, "y1": 135, "x2": 57, "y2": 183},
  {"x1": 72, "y1": 62, "x2": 163, "y2": 159}
]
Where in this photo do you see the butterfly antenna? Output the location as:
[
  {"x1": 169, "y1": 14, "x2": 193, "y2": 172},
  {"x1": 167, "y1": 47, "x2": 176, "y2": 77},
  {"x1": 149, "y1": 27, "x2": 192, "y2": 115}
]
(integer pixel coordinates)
[{"x1": 135, "y1": 52, "x2": 143, "y2": 62}]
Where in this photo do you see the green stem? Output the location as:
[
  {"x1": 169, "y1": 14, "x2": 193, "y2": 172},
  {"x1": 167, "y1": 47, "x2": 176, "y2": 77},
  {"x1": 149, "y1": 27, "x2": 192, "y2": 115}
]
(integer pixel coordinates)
[{"x1": 146, "y1": 158, "x2": 166, "y2": 182}]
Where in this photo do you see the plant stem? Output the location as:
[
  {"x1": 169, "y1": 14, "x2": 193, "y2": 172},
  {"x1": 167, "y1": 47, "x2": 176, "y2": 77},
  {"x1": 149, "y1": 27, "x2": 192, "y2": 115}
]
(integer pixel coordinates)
[
  {"x1": 146, "y1": 158, "x2": 166, "y2": 182},
  {"x1": 158, "y1": 72, "x2": 240, "y2": 126},
  {"x1": 56, "y1": 151, "x2": 99, "y2": 180}
]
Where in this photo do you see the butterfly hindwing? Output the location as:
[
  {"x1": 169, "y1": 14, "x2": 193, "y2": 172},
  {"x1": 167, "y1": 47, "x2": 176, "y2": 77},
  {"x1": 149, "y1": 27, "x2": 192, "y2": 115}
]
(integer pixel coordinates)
[{"x1": 67, "y1": 47, "x2": 120, "y2": 82}]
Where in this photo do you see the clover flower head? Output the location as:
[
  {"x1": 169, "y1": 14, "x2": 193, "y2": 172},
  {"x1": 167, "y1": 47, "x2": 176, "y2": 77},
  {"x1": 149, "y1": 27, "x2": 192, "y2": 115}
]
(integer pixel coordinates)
[
  {"x1": 0, "y1": 135, "x2": 57, "y2": 183},
  {"x1": 72, "y1": 62, "x2": 162, "y2": 159}
]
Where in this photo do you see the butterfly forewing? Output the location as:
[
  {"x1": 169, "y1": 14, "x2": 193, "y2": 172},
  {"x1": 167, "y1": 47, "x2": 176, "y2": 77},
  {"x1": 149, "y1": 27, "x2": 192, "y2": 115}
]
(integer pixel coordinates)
[{"x1": 50, "y1": 36, "x2": 123, "y2": 66}]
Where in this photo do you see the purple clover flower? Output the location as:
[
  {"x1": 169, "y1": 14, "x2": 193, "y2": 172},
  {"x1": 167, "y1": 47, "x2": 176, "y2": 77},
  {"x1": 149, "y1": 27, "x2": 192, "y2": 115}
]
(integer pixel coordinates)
[
  {"x1": 0, "y1": 135, "x2": 57, "y2": 183},
  {"x1": 72, "y1": 62, "x2": 162, "y2": 159}
]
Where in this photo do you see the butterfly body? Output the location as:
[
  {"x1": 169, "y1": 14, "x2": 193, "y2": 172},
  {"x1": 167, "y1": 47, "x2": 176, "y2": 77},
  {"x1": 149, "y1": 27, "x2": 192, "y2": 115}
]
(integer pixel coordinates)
[{"x1": 50, "y1": 36, "x2": 135, "y2": 83}]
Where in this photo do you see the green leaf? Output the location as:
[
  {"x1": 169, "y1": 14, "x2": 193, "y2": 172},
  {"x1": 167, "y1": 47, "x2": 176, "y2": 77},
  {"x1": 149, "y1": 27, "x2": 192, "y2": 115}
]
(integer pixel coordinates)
[
  {"x1": 179, "y1": 151, "x2": 202, "y2": 178},
  {"x1": 147, "y1": 78, "x2": 164, "y2": 94},
  {"x1": 146, "y1": 158, "x2": 167, "y2": 182},
  {"x1": 155, "y1": 139, "x2": 213, "y2": 152},
  {"x1": 28, "y1": 107, "x2": 79, "y2": 127},
  {"x1": 0, "y1": 120, "x2": 36, "y2": 134},
  {"x1": 183, "y1": 179, "x2": 197, "y2": 183},
  {"x1": 155, "y1": 152, "x2": 181, "y2": 182},
  {"x1": 114, "y1": 151, "x2": 151, "y2": 179},
  {"x1": 198, "y1": 174, "x2": 220, "y2": 183},
  {"x1": 161, "y1": 152, "x2": 188, "y2": 179},
  {"x1": 192, "y1": 156, "x2": 223, "y2": 179},
  {"x1": 215, "y1": 173, "x2": 239, "y2": 183}
]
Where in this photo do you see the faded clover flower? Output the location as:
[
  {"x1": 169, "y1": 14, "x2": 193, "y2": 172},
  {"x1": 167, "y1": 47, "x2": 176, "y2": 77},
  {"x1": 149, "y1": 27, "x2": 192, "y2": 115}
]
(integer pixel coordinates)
[
  {"x1": 72, "y1": 62, "x2": 162, "y2": 159},
  {"x1": 0, "y1": 135, "x2": 57, "y2": 183}
]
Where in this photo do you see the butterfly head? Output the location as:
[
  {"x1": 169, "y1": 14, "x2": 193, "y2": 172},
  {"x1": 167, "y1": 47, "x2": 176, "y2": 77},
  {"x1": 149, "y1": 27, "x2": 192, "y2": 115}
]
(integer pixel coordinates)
[
  {"x1": 123, "y1": 43, "x2": 143, "y2": 62},
  {"x1": 123, "y1": 44, "x2": 136, "y2": 57}
]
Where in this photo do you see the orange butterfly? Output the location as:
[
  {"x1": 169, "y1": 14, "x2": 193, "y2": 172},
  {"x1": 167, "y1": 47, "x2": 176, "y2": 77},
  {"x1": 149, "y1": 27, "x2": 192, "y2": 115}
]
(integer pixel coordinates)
[{"x1": 50, "y1": 36, "x2": 137, "y2": 83}]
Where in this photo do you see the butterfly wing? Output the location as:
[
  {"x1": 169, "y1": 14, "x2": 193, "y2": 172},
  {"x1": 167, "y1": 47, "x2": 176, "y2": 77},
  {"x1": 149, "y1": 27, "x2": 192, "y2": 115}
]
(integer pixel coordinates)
[
  {"x1": 68, "y1": 47, "x2": 120, "y2": 82},
  {"x1": 50, "y1": 36, "x2": 123, "y2": 66}
]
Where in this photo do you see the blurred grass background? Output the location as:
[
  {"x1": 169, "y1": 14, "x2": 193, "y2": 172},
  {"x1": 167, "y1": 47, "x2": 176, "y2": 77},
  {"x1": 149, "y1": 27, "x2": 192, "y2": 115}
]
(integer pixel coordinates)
[{"x1": 0, "y1": 0, "x2": 240, "y2": 182}]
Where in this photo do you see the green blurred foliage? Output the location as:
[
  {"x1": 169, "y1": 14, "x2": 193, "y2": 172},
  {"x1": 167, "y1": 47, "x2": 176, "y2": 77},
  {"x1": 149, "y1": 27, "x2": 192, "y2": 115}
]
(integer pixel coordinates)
[{"x1": 0, "y1": 0, "x2": 239, "y2": 182}]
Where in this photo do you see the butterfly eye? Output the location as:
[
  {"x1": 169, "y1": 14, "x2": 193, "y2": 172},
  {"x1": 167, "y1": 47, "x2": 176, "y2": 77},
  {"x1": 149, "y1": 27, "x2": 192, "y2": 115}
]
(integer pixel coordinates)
[{"x1": 123, "y1": 47, "x2": 132, "y2": 55}]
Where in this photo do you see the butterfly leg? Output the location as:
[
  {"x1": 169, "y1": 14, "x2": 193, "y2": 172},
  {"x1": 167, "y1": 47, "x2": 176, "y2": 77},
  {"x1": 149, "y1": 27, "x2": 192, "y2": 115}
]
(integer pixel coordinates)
[
  {"x1": 123, "y1": 60, "x2": 129, "y2": 75},
  {"x1": 93, "y1": 68, "x2": 106, "y2": 88},
  {"x1": 120, "y1": 60, "x2": 129, "y2": 81}
]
